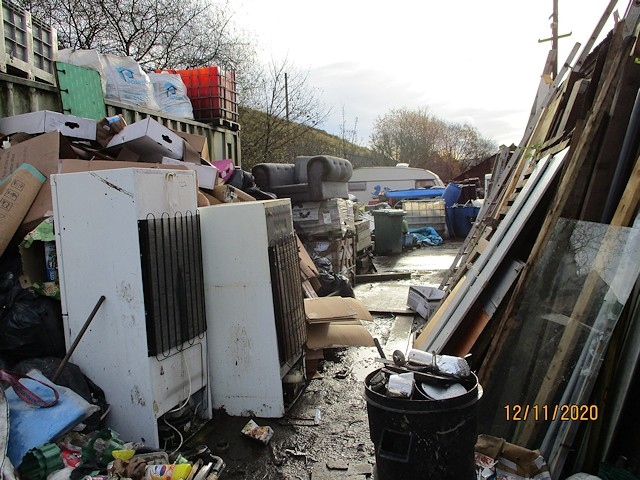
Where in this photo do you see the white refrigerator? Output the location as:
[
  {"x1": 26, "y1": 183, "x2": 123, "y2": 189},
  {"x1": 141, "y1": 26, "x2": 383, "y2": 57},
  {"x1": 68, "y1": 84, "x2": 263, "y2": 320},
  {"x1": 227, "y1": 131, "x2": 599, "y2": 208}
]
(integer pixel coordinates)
[
  {"x1": 199, "y1": 199, "x2": 307, "y2": 417},
  {"x1": 51, "y1": 168, "x2": 211, "y2": 447}
]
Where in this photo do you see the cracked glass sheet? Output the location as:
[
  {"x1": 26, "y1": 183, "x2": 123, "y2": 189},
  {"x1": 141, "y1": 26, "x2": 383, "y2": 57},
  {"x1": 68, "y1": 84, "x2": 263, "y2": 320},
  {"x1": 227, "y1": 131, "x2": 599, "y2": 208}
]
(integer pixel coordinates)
[{"x1": 478, "y1": 218, "x2": 640, "y2": 451}]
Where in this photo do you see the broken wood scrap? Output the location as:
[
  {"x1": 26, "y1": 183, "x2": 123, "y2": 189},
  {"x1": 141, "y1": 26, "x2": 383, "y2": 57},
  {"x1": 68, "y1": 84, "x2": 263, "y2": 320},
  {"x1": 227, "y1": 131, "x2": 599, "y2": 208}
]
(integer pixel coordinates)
[{"x1": 479, "y1": 21, "x2": 629, "y2": 392}]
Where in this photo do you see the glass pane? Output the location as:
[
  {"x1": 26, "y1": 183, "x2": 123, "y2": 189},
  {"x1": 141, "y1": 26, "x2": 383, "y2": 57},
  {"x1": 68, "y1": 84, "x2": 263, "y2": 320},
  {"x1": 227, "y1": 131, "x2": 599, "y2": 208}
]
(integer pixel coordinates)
[{"x1": 478, "y1": 218, "x2": 640, "y2": 457}]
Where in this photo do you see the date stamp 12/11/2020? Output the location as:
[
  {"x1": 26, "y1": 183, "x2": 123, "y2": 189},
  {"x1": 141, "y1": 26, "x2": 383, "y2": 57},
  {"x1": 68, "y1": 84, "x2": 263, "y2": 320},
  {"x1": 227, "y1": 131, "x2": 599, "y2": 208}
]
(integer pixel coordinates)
[{"x1": 505, "y1": 404, "x2": 599, "y2": 422}]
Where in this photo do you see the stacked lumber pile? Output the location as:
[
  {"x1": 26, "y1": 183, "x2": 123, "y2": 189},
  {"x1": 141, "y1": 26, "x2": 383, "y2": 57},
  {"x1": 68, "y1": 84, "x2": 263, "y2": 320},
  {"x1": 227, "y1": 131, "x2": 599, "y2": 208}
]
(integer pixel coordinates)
[{"x1": 413, "y1": 2, "x2": 640, "y2": 478}]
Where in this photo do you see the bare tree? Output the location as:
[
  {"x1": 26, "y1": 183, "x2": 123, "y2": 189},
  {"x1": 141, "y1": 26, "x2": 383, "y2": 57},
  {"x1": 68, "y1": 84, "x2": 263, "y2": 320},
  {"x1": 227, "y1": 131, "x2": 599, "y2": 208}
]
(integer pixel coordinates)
[
  {"x1": 370, "y1": 107, "x2": 497, "y2": 180},
  {"x1": 17, "y1": 0, "x2": 256, "y2": 71},
  {"x1": 239, "y1": 57, "x2": 331, "y2": 168},
  {"x1": 370, "y1": 107, "x2": 444, "y2": 165},
  {"x1": 438, "y1": 122, "x2": 496, "y2": 170}
]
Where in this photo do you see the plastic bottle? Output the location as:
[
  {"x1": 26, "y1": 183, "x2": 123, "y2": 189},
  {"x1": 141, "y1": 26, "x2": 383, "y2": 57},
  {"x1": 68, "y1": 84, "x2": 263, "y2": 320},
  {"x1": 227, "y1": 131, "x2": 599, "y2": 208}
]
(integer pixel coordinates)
[{"x1": 145, "y1": 463, "x2": 192, "y2": 480}]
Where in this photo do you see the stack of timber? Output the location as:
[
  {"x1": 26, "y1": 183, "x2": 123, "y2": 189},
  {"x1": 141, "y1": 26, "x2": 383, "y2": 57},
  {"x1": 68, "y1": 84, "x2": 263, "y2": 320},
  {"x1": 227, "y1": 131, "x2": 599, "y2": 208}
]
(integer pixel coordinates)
[{"x1": 414, "y1": 2, "x2": 640, "y2": 478}]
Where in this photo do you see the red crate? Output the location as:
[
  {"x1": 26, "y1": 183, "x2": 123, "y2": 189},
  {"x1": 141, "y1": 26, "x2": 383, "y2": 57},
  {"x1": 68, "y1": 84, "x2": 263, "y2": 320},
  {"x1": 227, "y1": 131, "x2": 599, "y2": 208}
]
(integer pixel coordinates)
[{"x1": 160, "y1": 66, "x2": 238, "y2": 123}]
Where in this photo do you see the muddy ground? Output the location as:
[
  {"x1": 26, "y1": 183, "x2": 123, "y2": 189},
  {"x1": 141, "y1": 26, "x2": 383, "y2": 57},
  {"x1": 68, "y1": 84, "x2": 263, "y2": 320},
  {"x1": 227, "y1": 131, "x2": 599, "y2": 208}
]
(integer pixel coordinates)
[{"x1": 184, "y1": 242, "x2": 462, "y2": 480}]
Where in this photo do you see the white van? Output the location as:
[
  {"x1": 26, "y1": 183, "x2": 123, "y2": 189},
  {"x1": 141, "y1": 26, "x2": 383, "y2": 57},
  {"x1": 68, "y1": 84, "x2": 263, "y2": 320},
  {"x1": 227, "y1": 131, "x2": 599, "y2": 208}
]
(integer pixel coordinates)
[{"x1": 348, "y1": 164, "x2": 444, "y2": 204}]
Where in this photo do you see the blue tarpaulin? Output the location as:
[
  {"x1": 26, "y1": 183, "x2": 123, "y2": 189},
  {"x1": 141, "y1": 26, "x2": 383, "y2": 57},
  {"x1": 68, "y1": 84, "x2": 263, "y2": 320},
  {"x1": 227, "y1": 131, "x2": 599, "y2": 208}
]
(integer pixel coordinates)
[
  {"x1": 408, "y1": 226, "x2": 443, "y2": 246},
  {"x1": 383, "y1": 187, "x2": 446, "y2": 200}
]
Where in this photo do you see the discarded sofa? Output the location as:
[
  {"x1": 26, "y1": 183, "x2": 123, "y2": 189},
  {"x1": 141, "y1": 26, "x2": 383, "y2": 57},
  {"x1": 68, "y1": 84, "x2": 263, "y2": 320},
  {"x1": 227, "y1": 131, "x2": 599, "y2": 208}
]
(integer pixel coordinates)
[{"x1": 251, "y1": 155, "x2": 353, "y2": 203}]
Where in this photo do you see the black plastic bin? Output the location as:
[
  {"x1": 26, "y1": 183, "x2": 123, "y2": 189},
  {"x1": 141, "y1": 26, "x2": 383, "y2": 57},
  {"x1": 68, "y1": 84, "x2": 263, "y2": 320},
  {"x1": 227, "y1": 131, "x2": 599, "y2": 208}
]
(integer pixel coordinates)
[{"x1": 364, "y1": 369, "x2": 482, "y2": 480}]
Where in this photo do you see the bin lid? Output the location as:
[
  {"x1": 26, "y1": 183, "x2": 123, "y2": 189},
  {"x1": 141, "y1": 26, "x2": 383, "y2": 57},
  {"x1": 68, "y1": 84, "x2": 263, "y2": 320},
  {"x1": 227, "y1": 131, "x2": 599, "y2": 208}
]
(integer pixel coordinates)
[{"x1": 372, "y1": 209, "x2": 406, "y2": 217}]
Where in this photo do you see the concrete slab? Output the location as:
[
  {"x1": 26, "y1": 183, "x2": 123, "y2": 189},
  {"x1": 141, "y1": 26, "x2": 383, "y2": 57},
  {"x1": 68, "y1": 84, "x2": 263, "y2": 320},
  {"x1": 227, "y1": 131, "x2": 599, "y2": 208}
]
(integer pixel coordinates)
[{"x1": 353, "y1": 283, "x2": 412, "y2": 314}]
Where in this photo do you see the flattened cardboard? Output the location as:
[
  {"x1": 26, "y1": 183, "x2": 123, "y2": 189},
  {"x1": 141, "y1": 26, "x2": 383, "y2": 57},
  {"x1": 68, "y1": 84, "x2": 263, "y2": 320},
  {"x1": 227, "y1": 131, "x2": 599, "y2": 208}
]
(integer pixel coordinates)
[
  {"x1": 0, "y1": 110, "x2": 97, "y2": 141},
  {"x1": 105, "y1": 117, "x2": 184, "y2": 163},
  {"x1": 0, "y1": 132, "x2": 78, "y2": 227},
  {"x1": 304, "y1": 297, "x2": 373, "y2": 323},
  {"x1": 162, "y1": 157, "x2": 218, "y2": 189},
  {"x1": 297, "y1": 235, "x2": 319, "y2": 281},
  {"x1": 306, "y1": 323, "x2": 375, "y2": 350},
  {"x1": 0, "y1": 164, "x2": 45, "y2": 256}
]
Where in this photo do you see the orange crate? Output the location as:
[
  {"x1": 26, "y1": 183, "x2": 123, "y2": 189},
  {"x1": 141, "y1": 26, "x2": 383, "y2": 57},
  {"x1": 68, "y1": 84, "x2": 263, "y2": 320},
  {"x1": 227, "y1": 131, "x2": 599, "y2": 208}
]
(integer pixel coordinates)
[{"x1": 160, "y1": 66, "x2": 238, "y2": 122}]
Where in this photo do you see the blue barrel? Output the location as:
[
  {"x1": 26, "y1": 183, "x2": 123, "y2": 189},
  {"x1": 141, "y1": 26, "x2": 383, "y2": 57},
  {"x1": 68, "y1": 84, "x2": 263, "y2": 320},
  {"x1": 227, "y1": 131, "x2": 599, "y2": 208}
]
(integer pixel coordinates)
[
  {"x1": 442, "y1": 183, "x2": 462, "y2": 207},
  {"x1": 452, "y1": 206, "x2": 480, "y2": 238}
]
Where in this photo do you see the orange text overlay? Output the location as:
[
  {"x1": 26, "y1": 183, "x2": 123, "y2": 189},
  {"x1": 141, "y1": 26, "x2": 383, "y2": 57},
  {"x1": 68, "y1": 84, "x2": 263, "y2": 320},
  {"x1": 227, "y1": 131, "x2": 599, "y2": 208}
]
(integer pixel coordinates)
[{"x1": 504, "y1": 404, "x2": 599, "y2": 422}]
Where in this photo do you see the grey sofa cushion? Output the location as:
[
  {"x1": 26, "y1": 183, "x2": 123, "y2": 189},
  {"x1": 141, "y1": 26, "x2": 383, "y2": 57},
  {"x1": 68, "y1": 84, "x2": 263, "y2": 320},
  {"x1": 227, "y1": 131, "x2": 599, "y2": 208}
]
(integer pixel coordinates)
[{"x1": 252, "y1": 155, "x2": 353, "y2": 202}]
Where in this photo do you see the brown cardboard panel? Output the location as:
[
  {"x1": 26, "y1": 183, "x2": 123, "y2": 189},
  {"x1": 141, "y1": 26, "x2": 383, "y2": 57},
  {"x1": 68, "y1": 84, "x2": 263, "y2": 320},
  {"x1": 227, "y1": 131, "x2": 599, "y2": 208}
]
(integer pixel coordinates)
[
  {"x1": 297, "y1": 235, "x2": 319, "y2": 280},
  {"x1": 0, "y1": 164, "x2": 45, "y2": 256},
  {"x1": 198, "y1": 190, "x2": 222, "y2": 205},
  {"x1": 60, "y1": 159, "x2": 191, "y2": 174},
  {"x1": 210, "y1": 184, "x2": 256, "y2": 203},
  {"x1": 306, "y1": 323, "x2": 375, "y2": 350},
  {"x1": 173, "y1": 130, "x2": 210, "y2": 161},
  {"x1": 0, "y1": 132, "x2": 78, "y2": 226},
  {"x1": 304, "y1": 297, "x2": 373, "y2": 323},
  {"x1": 96, "y1": 115, "x2": 126, "y2": 148}
]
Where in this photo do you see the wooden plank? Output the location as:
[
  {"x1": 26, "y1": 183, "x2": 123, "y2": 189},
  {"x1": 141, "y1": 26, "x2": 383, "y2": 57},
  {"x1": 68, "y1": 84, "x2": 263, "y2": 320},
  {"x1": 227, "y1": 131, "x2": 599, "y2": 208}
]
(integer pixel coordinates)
[
  {"x1": 479, "y1": 22, "x2": 629, "y2": 391},
  {"x1": 518, "y1": 83, "x2": 640, "y2": 451},
  {"x1": 612, "y1": 151, "x2": 640, "y2": 225},
  {"x1": 444, "y1": 259, "x2": 525, "y2": 357},
  {"x1": 414, "y1": 151, "x2": 567, "y2": 353},
  {"x1": 579, "y1": 50, "x2": 640, "y2": 221}
]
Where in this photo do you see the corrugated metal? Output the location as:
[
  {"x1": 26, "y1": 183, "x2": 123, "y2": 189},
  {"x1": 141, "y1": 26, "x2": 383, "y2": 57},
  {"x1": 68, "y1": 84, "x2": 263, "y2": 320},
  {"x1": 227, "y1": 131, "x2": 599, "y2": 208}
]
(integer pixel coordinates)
[
  {"x1": 0, "y1": 72, "x2": 242, "y2": 167},
  {"x1": 104, "y1": 100, "x2": 242, "y2": 166},
  {"x1": 0, "y1": 72, "x2": 61, "y2": 117}
]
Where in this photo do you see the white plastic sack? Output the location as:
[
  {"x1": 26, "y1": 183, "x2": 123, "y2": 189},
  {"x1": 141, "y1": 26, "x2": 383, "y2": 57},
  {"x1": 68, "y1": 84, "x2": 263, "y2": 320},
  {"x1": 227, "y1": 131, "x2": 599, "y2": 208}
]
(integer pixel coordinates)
[
  {"x1": 56, "y1": 48, "x2": 107, "y2": 93},
  {"x1": 148, "y1": 72, "x2": 194, "y2": 119},
  {"x1": 100, "y1": 54, "x2": 160, "y2": 111}
]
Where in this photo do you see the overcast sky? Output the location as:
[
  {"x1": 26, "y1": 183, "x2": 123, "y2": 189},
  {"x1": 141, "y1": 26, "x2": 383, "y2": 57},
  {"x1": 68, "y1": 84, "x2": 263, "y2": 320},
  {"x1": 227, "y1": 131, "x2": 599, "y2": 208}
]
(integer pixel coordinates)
[{"x1": 235, "y1": 1, "x2": 622, "y2": 147}]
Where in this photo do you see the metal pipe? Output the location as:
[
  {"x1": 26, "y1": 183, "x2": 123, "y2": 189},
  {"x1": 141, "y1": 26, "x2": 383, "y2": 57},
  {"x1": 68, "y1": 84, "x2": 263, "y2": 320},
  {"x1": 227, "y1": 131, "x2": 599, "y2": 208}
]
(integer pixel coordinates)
[{"x1": 52, "y1": 295, "x2": 106, "y2": 382}]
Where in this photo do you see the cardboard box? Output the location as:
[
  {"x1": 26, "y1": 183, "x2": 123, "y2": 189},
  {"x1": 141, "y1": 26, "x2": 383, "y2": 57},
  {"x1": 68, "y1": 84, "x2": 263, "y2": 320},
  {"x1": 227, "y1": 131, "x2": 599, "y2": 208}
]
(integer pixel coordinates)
[
  {"x1": 0, "y1": 110, "x2": 97, "y2": 141},
  {"x1": 304, "y1": 297, "x2": 373, "y2": 323},
  {"x1": 105, "y1": 117, "x2": 184, "y2": 163},
  {"x1": 0, "y1": 164, "x2": 45, "y2": 256},
  {"x1": 162, "y1": 157, "x2": 218, "y2": 189},
  {"x1": 173, "y1": 130, "x2": 210, "y2": 161},
  {"x1": 210, "y1": 184, "x2": 255, "y2": 203},
  {"x1": 475, "y1": 434, "x2": 551, "y2": 480},
  {"x1": 210, "y1": 159, "x2": 235, "y2": 183},
  {"x1": 292, "y1": 198, "x2": 355, "y2": 237},
  {"x1": 407, "y1": 285, "x2": 445, "y2": 319},
  {"x1": 306, "y1": 323, "x2": 375, "y2": 350},
  {"x1": 199, "y1": 189, "x2": 222, "y2": 206},
  {"x1": 0, "y1": 132, "x2": 78, "y2": 227},
  {"x1": 96, "y1": 115, "x2": 126, "y2": 147}
]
